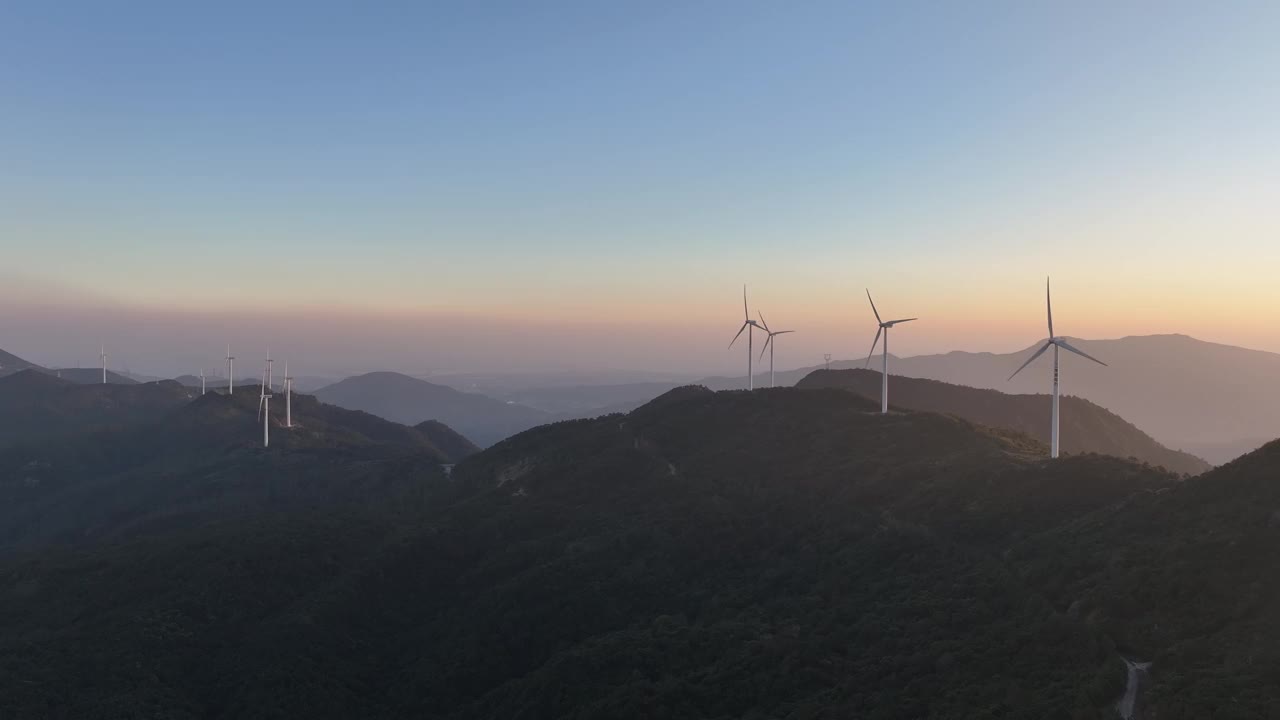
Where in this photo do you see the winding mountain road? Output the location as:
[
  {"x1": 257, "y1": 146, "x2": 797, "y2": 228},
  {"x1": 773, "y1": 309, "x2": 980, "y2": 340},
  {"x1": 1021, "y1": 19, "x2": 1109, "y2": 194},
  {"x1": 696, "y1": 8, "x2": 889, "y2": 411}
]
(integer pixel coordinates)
[{"x1": 1116, "y1": 658, "x2": 1152, "y2": 720}]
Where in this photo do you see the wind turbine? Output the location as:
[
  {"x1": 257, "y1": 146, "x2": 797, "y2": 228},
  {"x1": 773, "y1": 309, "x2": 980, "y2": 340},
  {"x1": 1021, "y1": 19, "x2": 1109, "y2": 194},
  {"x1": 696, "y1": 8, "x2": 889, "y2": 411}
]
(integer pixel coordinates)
[
  {"x1": 266, "y1": 349, "x2": 274, "y2": 393},
  {"x1": 824, "y1": 353, "x2": 832, "y2": 371},
  {"x1": 1008, "y1": 278, "x2": 1108, "y2": 459},
  {"x1": 284, "y1": 361, "x2": 293, "y2": 428},
  {"x1": 728, "y1": 285, "x2": 763, "y2": 390},
  {"x1": 756, "y1": 312, "x2": 794, "y2": 388},
  {"x1": 262, "y1": 391, "x2": 272, "y2": 447},
  {"x1": 200, "y1": 369, "x2": 206, "y2": 396},
  {"x1": 226, "y1": 345, "x2": 235, "y2": 395},
  {"x1": 257, "y1": 353, "x2": 270, "y2": 421},
  {"x1": 863, "y1": 290, "x2": 917, "y2": 414},
  {"x1": 100, "y1": 344, "x2": 107, "y2": 384}
]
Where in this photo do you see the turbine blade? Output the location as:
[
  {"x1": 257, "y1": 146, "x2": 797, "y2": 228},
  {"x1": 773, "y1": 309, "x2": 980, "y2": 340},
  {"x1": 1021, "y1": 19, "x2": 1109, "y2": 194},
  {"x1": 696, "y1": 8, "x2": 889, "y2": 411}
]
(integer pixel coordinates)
[
  {"x1": 1056, "y1": 339, "x2": 1108, "y2": 367},
  {"x1": 743, "y1": 285, "x2": 749, "y2": 321},
  {"x1": 759, "y1": 334, "x2": 772, "y2": 360},
  {"x1": 1008, "y1": 342, "x2": 1052, "y2": 380},
  {"x1": 886, "y1": 317, "x2": 917, "y2": 326},
  {"x1": 1046, "y1": 277, "x2": 1054, "y2": 338},
  {"x1": 866, "y1": 289, "x2": 882, "y2": 323},
  {"x1": 757, "y1": 310, "x2": 770, "y2": 333},
  {"x1": 775, "y1": 330, "x2": 795, "y2": 335},
  {"x1": 728, "y1": 322, "x2": 748, "y2": 349},
  {"x1": 864, "y1": 326, "x2": 883, "y2": 368}
]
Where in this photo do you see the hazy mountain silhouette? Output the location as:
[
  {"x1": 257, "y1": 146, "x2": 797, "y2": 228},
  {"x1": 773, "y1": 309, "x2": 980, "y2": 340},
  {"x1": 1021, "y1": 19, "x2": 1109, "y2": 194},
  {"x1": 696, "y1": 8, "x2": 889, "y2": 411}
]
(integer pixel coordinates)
[
  {"x1": 528, "y1": 334, "x2": 1274, "y2": 464},
  {"x1": 314, "y1": 371, "x2": 549, "y2": 446},
  {"x1": 0, "y1": 348, "x2": 42, "y2": 377},
  {"x1": 884, "y1": 334, "x2": 1280, "y2": 464},
  {"x1": 0, "y1": 369, "x2": 197, "y2": 450},
  {"x1": 0, "y1": 385, "x2": 1191, "y2": 717},
  {"x1": 798, "y1": 368, "x2": 1210, "y2": 475},
  {"x1": 172, "y1": 374, "x2": 262, "y2": 389},
  {"x1": 47, "y1": 366, "x2": 138, "y2": 384}
]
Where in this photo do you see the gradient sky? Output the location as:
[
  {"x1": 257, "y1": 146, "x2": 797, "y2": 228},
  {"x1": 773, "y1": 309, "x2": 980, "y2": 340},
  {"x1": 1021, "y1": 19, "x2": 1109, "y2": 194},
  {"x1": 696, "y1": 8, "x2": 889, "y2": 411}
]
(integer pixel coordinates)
[{"x1": 3, "y1": 1, "x2": 1279, "y2": 376}]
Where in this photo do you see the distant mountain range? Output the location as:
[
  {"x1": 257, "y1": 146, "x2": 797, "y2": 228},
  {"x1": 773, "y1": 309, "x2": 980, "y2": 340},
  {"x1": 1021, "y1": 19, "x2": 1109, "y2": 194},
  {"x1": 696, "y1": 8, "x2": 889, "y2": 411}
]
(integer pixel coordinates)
[
  {"x1": 798, "y1": 368, "x2": 1209, "y2": 475},
  {"x1": 173, "y1": 374, "x2": 267, "y2": 389},
  {"x1": 8, "y1": 333, "x2": 1279, "y2": 464},
  {"x1": 490, "y1": 334, "x2": 1280, "y2": 464},
  {"x1": 314, "y1": 371, "x2": 551, "y2": 447},
  {"x1": 880, "y1": 334, "x2": 1280, "y2": 465}
]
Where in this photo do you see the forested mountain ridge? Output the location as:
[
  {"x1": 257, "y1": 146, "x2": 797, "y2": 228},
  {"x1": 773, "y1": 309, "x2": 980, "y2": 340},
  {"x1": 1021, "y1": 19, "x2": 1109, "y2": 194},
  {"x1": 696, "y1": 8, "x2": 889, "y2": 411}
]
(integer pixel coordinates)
[
  {"x1": 0, "y1": 389, "x2": 476, "y2": 553},
  {"x1": 0, "y1": 369, "x2": 196, "y2": 450},
  {"x1": 0, "y1": 385, "x2": 1189, "y2": 718},
  {"x1": 797, "y1": 368, "x2": 1209, "y2": 474},
  {"x1": 1011, "y1": 438, "x2": 1280, "y2": 719}
]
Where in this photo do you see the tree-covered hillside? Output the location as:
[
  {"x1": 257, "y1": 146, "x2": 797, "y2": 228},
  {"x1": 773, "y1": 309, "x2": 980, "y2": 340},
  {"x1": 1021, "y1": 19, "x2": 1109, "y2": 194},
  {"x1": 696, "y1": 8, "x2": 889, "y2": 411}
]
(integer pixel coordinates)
[{"x1": 0, "y1": 386, "x2": 1189, "y2": 718}]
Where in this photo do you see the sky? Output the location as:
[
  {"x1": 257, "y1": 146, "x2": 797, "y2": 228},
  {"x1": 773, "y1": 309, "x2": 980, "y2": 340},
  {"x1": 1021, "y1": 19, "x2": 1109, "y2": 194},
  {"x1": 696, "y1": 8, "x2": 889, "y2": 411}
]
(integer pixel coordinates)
[{"x1": 2, "y1": 1, "x2": 1279, "y2": 377}]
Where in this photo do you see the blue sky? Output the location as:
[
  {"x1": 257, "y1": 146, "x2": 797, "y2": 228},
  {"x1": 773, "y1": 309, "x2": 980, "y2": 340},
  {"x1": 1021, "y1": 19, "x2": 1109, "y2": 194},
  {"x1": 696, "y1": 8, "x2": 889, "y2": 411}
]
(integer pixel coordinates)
[{"x1": 2, "y1": 2, "x2": 1279, "y2": 374}]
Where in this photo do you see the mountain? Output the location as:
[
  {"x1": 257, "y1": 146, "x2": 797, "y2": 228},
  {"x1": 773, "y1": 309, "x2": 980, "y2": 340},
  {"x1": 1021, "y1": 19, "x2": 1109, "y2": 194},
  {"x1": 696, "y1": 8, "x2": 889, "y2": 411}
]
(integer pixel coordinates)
[
  {"x1": 886, "y1": 334, "x2": 1280, "y2": 465},
  {"x1": 536, "y1": 334, "x2": 1278, "y2": 465},
  {"x1": 1010, "y1": 438, "x2": 1280, "y2": 718},
  {"x1": 0, "y1": 348, "x2": 42, "y2": 378},
  {"x1": 0, "y1": 387, "x2": 476, "y2": 553},
  {"x1": 314, "y1": 371, "x2": 549, "y2": 446},
  {"x1": 0, "y1": 370, "x2": 197, "y2": 450},
  {"x1": 798, "y1": 368, "x2": 1210, "y2": 475},
  {"x1": 0, "y1": 385, "x2": 1189, "y2": 717},
  {"x1": 414, "y1": 420, "x2": 480, "y2": 462},
  {"x1": 174, "y1": 374, "x2": 273, "y2": 390},
  {"x1": 48, "y1": 366, "x2": 138, "y2": 384}
]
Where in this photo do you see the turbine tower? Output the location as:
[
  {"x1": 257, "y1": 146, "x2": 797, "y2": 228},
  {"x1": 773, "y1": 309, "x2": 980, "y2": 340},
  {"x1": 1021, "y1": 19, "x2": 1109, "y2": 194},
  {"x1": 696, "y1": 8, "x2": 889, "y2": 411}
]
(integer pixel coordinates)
[
  {"x1": 757, "y1": 311, "x2": 794, "y2": 388},
  {"x1": 824, "y1": 353, "x2": 832, "y2": 371},
  {"x1": 257, "y1": 353, "x2": 270, "y2": 421},
  {"x1": 262, "y1": 392, "x2": 273, "y2": 447},
  {"x1": 1008, "y1": 278, "x2": 1108, "y2": 459},
  {"x1": 200, "y1": 369, "x2": 206, "y2": 396},
  {"x1": 728, "y1": 285, "x2": 763, "y2": 390},
  {"x1": 100, "y1": 344, "x2": 107, "y2": 384},
  {"x1": 226, "y1": 345, "x2": 235, "y2": 395},
  {"x1": 863, "y1": 290, "x2": 917, "y2": 414},
  {"x1": 284, "y1": 361, "x2": 293, "y2": 428}
]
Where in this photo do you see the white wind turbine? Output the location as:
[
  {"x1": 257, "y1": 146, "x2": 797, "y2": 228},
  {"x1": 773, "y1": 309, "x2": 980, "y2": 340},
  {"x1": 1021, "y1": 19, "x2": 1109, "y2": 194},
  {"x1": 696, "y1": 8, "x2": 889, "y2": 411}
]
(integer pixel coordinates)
[
  {"x1": 100, "y1": 344, "x2": 107, "y2": 384},
  {"x1": 756, "y1": 311, "x2": 794, "y2": 388},
  {"x1": 262, "y1": 390, "x2": 273, "y2": 447},
  {"x1": 257, "y1": 352, "x2": 270, "y2": 420},
  {"x1": 284, "y1": 361, "x2": 293, "y2": 428},
  {"x1": 1008, "y1": 278, "x2": 1108, "y2": 459},
  {"x1": 226, "y1": 345, "x2": 235, "y2": 395},
  {"x1": 200, "y1": 368, "x2": 206, "y2": 396},
  {"x1": 863, "y1": 290, "x2": 917, "y2": 414},
  {"x1": 728, "y1": 285, "x2": 763, "y2": 390}
]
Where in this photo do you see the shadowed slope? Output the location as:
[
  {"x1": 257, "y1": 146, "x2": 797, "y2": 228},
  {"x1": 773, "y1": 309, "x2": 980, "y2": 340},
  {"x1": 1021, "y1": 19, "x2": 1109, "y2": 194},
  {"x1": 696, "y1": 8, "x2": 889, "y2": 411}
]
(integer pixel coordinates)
[
  {"x1": 1012, "y1": 439, "x2": 1280, "y2": 718},
  {"x1": 0, "y1": 386, "x2": 1197, "y2": 718},
  {"x1": 0, "y1": 348, "x2": 42, "y2": 377},
  {"x1": 0, "y1": 370, "x2": 196, "y2": 450},
  {"x1": 0, "y1": 389, "x2": 476, "y2": 552}
]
